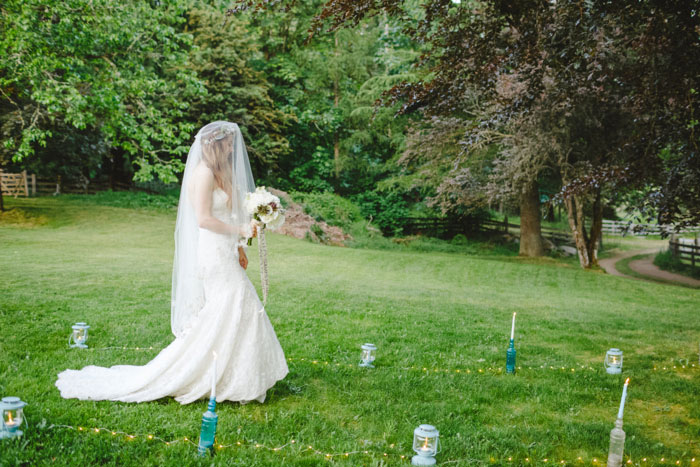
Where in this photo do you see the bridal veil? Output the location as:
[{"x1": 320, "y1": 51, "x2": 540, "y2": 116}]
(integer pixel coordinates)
[{"x1": 171, "y1": 121, "x2": 256, "y2": 338}]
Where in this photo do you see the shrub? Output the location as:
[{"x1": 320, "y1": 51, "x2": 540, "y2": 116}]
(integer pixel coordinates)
[
  {"x1": 352, "y1": 190, "x2": 411, "y2": 236},
  {"x1": 290, "y1": 191, "x2": 364, "y2": 229},
  {"x1": 451, "y1": 234, "x2": 468, "y2": 245},
  {"x1": 62, "y1": 190, "x2": 179, "y2": 211}
]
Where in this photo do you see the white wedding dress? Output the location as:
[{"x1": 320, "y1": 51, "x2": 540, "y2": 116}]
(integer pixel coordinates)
[{"x1": 56, "y1": 189, "x2": 289, "y2": 404}]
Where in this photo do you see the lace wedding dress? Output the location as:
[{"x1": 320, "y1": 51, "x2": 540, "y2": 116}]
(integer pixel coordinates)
[{"x1": 55, "y1": 188, "x2": 288, "y2": 404}]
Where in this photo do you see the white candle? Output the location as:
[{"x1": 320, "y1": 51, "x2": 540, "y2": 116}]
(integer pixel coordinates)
[
  {"x1": 5, "y1": 411, "x2": 18, "y2": 427},
  {"x1": 617, "y1": 378, "x2": 629, "y2": 419},
  {"x1": 510, "y1": 312, "x2": 516, "y2": 340},
  {"x1": 211, "y1": 351, "x2": 218, "y2": 399}
]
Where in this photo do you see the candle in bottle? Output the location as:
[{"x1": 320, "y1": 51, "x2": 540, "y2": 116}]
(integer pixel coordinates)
[
  {"x1": 510, "y1": 312, "x2": 516, "y2": 340},
  {"x1": 211, "y1": 351, "x2": 218, "y2": 399},
  {"x1": 617, "y1": 378, "x2": 629, "y2": 419}
]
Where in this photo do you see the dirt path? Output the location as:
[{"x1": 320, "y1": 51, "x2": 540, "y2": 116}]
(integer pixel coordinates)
[
  {"x1": 600, "y1": 247, "x2": 700, "y2": 288},
  {"x1": 628, "y1": 256, "x2": 700, "y2": 288},
  {"x1": 598, "y1": 248, "x2": 657, "y2": 277}
]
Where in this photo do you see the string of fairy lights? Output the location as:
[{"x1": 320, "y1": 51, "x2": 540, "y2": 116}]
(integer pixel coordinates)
[
  {"x1": 81, "y1": 347, "x2": 699, "y2": 374},
  {"x1": 58, "y1": 346, "x2": 699, "y2": 463},
  {"x1": 48, "y1": 423, "x2": 698, "y2": 465},
  {"x1": 286, "y1": 356, "x2": 699, "y2": 374}
]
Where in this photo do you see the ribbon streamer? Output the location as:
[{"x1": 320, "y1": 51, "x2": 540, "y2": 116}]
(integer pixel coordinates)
[{"x1": 258, "y1": 225, "x2": 268, "y2": 305}]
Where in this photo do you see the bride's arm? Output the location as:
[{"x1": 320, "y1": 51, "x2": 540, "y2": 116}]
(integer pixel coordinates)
[{"x1": 192, "y1": 164, "x2": 238, "y2": 235}]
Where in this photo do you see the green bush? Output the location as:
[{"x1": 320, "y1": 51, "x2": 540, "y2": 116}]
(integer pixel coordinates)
[
  {"x1": 61, "y1": 190, "x2": 180, "y2": 211},
  {"x1": 451, "y1": 233, "x2": 469, "y2": 245},
  {"x1": 290, "y1": 191, "x2": 365, "y2": 229},
  {"x1": 352, "y1": 190, "x2": 411, "y2": 236}
]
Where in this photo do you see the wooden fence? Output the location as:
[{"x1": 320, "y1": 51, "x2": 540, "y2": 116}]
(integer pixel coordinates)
[
  {"x1": 669, "y1": 238, "x2": 700, "y2": 267},
  {"x1": 482, "y1": 218, "x2": 574, "y2": 245},
  {"x1": 1, "y1": 171, "x2": 133, "y2": 196},
  {"x1": 38, "y1": 176, "x2": 132, "y2": 195},
  {"x1": 0, "y1": 170, "x2": 35, "y2": 197},
  {"x1": 603, "y1": 219, "x2": 700, "y2": 236},
  {"x1": 401, "y1": 216, "x2": 482, "y2": 239},
  {"x1": 402, "y1": 216, "x2": 575, "y2": 245}
]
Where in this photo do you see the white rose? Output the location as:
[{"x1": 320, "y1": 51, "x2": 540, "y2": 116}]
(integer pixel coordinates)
[
  {"x1": 259, "y1": 207, "x2": 280, "y2": 225},
  {"x1": 266, "y1": 213, "x2": 285, "y2": 231}
]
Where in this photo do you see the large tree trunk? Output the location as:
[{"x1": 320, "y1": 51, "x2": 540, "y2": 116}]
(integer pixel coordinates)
[
  {"x1": 565, "y1": 194, "x2": 590, "y2": 267},
  {"x1": 587, "y1": 188, "x2": 603, "y2": 265},
  {"x1": 563, "y1": 189, "x2": 602, "y2": 268},
  {"x1": 519, "y1": 181, "x2": 545, "y2": 256}
]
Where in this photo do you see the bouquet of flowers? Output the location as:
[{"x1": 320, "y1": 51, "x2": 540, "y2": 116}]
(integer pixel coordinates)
[{"x1": 244, "y1": 187, "x2": 286, "y2": 304}]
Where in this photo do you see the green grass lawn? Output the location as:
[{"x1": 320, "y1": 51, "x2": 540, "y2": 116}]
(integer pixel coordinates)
[{"x1": 1, "y1": 196, "x2": 699, "y2": 466}]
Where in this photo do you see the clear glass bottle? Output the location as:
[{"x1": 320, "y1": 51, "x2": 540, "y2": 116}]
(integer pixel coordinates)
[{"x1": 606, "y1": 418, "x2": 625, "y2": 467}]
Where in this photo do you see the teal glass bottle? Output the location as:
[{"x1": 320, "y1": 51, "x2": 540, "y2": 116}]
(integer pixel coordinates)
[
  {"x1": 197, "y1": 397, "x2": 218, "y2": 456},
  {"x1": 506, "y1": 339, "x2": 516, "y2": 374}
]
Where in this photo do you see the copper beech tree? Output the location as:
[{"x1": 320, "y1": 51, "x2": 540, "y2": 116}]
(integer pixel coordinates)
[{"x1": 234, "y1": 0, "x2": 700, "y2": 268}]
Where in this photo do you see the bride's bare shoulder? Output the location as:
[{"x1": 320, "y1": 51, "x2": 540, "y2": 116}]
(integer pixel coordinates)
[
  {"x1": 193, "y1": 161, "x2": 214, "y2": 178},
  {"x1": 189, "y1": 162, "x2": 215, "y2": 196}
]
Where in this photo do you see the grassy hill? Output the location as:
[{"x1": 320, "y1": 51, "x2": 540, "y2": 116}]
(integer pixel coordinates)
[{"x1": 0, "y1": 196, "x2": 698, "y2": 466}]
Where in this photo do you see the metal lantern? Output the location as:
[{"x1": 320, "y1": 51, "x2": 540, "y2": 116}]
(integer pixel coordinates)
[
  {"x1": 412, "y1": 424, "x2": 439, "y2": 466},
  {"x1": 1, "y1": 397, "x2": 27, "y2": 439},
  {"x1": 604, "y1": 348, "x2": 623, "y2": 374},
  {"x1": 359, "y1": 343, "x2": 377, "y2": 368},
  {"x1": 69, "y1": 322, "x2": 90, "y2": 349}
]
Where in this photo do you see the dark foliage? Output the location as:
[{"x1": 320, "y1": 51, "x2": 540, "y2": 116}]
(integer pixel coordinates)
[{"x1": 250, "y1": 0, "x2": 700, "y2": 229}]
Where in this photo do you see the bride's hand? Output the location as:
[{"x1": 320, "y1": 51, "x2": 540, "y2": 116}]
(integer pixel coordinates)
[
  {"x1": 250, "y1": 220, "x2": 259, "y2": 239},
  {"x1": 238, "y1": 247, "x2": 248, "y2": 269}
]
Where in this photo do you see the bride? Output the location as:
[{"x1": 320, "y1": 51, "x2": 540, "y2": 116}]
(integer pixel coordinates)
[{"x1": 56, "y1": 121, "x2": 288, "y2": 404}]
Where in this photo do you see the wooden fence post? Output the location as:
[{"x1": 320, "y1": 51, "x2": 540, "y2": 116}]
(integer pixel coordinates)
[
  {"x1": 31, "y1": 174, "x2": 36, "y2": 196},
  {"x1": 671, "y1": 238, "x2": 679, "y2": 259},
  {"x1": 503, "y1": 215, "x2": 508, "y2": 234}
]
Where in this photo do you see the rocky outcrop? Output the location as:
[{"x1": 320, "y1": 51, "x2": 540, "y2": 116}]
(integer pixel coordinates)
[{"x1": 268, "y1": 188, "x2": 351, "y2": 246}]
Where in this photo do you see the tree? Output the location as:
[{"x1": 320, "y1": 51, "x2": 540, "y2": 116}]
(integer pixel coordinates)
[
  {"x1": 251, "y1": 0, "x2": 700, "y2": 267},
  {"x1": 0, "y1": 0, "x2": 204, "y2": 183},
  {"x1": 184, "y1": 6, "x2": 293, "y2": 176},
  {"x1": 240, "y1": 3, "x2": 418, "y2": 195}
]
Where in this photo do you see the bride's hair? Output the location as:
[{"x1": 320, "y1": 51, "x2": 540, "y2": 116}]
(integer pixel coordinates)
[{"x1": 201, "y1": 134, "x2": 234, "y2": 208}]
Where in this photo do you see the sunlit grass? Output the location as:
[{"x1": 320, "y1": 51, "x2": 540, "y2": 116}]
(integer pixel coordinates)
[{"x1": 1, "y1": 196, "x2": 698, "y2": 466}]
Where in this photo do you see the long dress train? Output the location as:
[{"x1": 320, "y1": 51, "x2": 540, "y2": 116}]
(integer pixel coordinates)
[{"x1": 55, "y1": 189, "x2": 288, "y2": 404}]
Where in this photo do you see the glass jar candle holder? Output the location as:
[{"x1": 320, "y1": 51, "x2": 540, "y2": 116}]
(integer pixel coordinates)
[
  {"x1": 359, "y1": 343, "x2": 377, "y2": 368},
  {"x1": 1, "y1": 397, "x2": 27, "y2": 440},
  {"x1": 605, "y1": 348, "x2": 623, "y2": 374},
  {"x1": 69, "y1": 322, "x2": 90, "y2": 349},
  {"x1": 412, "y1": 424, "x2": 439, "y2": 466}
]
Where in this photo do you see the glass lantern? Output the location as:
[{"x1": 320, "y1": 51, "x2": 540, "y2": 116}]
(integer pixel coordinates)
[
  {"x1": 69, "y1": 322, "x2": 90, "y2": 349},
  {"x1": 1, "y1": 397, "x2": 27, "y2": 439},
  {"x1": 359, "y1": 343, "x2": 377, "y2": 368},
  {"x1": 604, "y1": 348, "x2": 623, "y2": 374},
  {"x1": 412, "y1": 424, "x2": 439, "y2": 466}
]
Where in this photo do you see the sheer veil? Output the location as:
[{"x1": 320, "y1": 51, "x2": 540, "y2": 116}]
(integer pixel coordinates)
[{"x1": 171, "y1": 121, "x2": 256, "y2": 337}]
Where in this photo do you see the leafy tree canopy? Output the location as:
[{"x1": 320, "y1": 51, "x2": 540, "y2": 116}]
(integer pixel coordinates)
[{"x1": 1, "y1": 0, "x2": 204, "y2": 182}]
